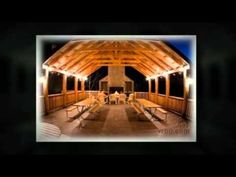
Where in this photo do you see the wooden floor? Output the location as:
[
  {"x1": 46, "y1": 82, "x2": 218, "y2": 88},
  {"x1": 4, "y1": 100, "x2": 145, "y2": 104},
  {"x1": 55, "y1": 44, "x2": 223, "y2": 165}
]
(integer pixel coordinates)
[{"x1": 42, "y1": 104, "x2": 191, "y2": 139}]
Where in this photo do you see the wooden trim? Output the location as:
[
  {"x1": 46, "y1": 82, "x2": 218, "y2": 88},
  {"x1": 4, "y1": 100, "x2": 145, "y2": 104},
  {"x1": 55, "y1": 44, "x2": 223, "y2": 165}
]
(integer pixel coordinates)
[
  {"x1": 48, "y1": 93, "x2": 63, "y2": 97},
  {"x1": 168, "y1": 96, "x2": 184, "y2": 100},
  {"x1": 66, "y1": 91, "x2": 75, "y2": 94},
  {"x1": 158, "y1": 94, "x2": 166, "y2": 97}
]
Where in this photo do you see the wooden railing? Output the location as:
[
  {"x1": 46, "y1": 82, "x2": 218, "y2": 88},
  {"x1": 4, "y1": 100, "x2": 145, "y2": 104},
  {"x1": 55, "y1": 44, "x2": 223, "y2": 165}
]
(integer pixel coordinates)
[
  {"x1": 149, "y1": 93, "x2": 157, "y2": 103},
  {"x1": 167, "y1": 96, "x2": 184, "y2": 114},
  {"x1": 134, "y1": 92, "x2": 149, "y2": 99},
  {"x1": 65, "y1": 91, "x2": 76, "y2": 105},
  {"x1": 47, "y1": 91, "x2": 86, "y2": 112},
  {"x1": 156, "y1": 94, "x2": 166, "y2": 108},
  {"x1": 135, "y1": 92, "x2": 193, "y2": 116},
  {"x1": 44, "y1": 90, "x2": 193, "y2": 117},
  {"x1": 85, "y1": 90, "x2": 99, "y2": 98},
  {"x1": 48, "y1": 93, "x2": 64, "y2": 111}
]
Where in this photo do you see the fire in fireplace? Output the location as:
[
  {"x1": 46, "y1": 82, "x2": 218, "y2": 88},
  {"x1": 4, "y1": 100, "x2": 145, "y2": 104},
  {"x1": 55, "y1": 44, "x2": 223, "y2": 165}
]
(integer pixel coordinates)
[{"x1": 109, "y1": 87, "x2": 124, "y2": 94}]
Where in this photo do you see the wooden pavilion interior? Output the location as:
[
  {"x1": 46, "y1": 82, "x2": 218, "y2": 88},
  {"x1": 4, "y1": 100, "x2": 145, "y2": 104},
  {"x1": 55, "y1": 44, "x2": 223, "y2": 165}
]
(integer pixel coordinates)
[{"x1": 38, "y1": 38, "x2": 194, "y2": 141}]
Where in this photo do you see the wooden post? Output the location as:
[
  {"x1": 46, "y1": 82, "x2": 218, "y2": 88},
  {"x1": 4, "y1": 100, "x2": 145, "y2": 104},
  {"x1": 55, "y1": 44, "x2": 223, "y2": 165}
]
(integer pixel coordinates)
[
  {"x1": 165, "y1": 74, "x2": 170, "y2": 109},
  {"x1": 155, "y1": 77, "x2": 158, "y2": 103},
  {"x1": 43, "y1": 69, "x2": 49, "y2": 114},
  {"x1": 182, "y1": 70, "x2": 189, "y2": 118},
  {"x1": 74, "y1": 77, "x2": 78, "y2": 102},
  {"x1": 81, "y1": 79, "x2": 85, "y2": 99},
  {"x1": 148, "y1": 79, "x2": 151, "y2": 100},
  {"x1": 62, "y1": 74, "x2": 67, "y2": 107}
]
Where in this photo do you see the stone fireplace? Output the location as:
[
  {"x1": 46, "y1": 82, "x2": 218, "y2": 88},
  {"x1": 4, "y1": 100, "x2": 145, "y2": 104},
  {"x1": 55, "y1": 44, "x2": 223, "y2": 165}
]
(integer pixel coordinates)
[{"x1": 99, "y1": 66, "x2": 134, "y2": 94}]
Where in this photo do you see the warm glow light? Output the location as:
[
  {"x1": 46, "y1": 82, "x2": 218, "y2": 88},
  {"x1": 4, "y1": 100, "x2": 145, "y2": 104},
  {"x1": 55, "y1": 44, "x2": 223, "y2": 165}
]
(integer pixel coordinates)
[
  {"x1": 83, "y1": 76, "x2": 88, "y2": 81},
  {"x1": 76, "y1": 74, "x2": 81, "y2": 79},
  {"x1": 42, "y1": 65, "x2": 48, "y2": 70},
  {"x1": 150, "y1": 76, "x2": 156, "y2": 80},
  {"x1": 162, "y1": 72, "x2": 168, "y2": 77},
  {"x1": 146, "y1": 77, "x2": 150, "y2": 81}
]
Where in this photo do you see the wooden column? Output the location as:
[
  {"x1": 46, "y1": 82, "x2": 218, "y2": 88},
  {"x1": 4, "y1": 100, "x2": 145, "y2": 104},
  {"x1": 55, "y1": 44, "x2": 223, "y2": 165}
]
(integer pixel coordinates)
[
  {"x1": 148, "y1": 79, "x2": 151, "y2": 100},
  {"x1": 62, "y1": 74, "x2": 67, "y2": 107},
  {"x1": 165, "y1": 74, "x2": 170, "y2": 109},
  {"x1": 81, "y1": 79, "x2": 85, "y2": 98},
  {"x1": 74, "y1": 77, "x2": 78, "y2": 102},
  {"x1": 43, "y1": 69, "x2": 49, "y2": 114},
  {"x1": 182, "y1": 70, "x2": 189, "y2": 118},
  {"x1": 155, "y1": 77, "x2": 158, "y2": 103}
]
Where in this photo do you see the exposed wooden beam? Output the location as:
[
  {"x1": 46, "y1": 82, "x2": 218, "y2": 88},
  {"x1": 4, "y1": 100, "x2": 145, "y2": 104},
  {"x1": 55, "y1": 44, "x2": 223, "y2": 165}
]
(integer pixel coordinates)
[
  {"x1": 43, "y1": 39, "x2": 189, "y2": 80},
  {"x1": 96, "y1": 64, "x2": 137, "y2": 67},
  {"x1": 151, "y1": 41, "x2": 188, "y2": 66},
  {"x1": 75, "y1": 61, "x2": 97, "y2": 74},
  {"x1": 64, "y1": 51, "x2": 99, "y2": 71},
  {"x1": 137, "y1": 63, "x2": 156, "y2": 76},
  {"x1": 139, "y1": 51, "x2": 171, "y2": 71}
]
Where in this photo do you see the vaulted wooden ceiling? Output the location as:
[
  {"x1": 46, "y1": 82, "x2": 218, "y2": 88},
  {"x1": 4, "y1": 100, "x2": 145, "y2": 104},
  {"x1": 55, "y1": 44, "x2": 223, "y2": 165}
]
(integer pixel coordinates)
[{"x1": 43, "y1": 40, "x2": 189, "y2": 77}]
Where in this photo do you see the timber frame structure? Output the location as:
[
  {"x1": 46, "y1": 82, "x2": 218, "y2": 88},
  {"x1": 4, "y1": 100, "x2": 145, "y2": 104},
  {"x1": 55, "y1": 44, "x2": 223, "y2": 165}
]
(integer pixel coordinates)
[{"x1": 39, "y1": 38, "x2": 194, "y2": 119}]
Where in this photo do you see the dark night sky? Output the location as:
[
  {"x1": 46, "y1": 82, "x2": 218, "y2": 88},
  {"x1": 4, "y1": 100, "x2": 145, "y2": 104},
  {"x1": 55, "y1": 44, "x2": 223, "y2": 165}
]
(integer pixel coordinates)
[{"x1": 166, "y1": 39, "x2": 192, "y2": 61}]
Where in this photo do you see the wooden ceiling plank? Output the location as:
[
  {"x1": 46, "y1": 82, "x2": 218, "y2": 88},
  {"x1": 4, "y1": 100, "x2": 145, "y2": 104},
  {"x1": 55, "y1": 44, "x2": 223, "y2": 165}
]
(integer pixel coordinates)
[
  {"x1": 151, "y1": 41, "x2": 188, "y2": 66},
  {"x1": 75, "y1": 61, "x2": 97, "y2": 74},
  {"x1": 144, "y1": 52, "x2": 174, "y2": 70},
  {"x1": 137, "y1": 63, "x2": 156, "y2": 76},
  {"x1": 65, "y1": 51, "x2": 100, "y2": 71},
  {"x1": 132, "y1": 66, "x2": 149, "y2": 77}
]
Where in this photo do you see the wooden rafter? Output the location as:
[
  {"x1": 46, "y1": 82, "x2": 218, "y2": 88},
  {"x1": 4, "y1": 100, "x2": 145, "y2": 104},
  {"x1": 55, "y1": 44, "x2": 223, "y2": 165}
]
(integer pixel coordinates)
[{"x1": 43, "y1": 39, "x2": 189, "y2": 77}]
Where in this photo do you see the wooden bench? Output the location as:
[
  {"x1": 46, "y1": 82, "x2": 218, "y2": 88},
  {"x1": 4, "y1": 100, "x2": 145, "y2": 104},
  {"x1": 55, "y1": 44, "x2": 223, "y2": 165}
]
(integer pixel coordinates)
[
  {"x1": 78, "y1": 103, "x2": 102, "y2": 128},
  {"x1": 155, "y1": 107, "x2": 168, "y2": 122},
  {"x1": 87, "y1": 103, "x2": 101, "y2": 120},
  {"x1": 65, "y1": 106, "x2": 78, "y2": 119},
  {"x1": 131, "y1": 102, "x2": 145, "y2": 120}
]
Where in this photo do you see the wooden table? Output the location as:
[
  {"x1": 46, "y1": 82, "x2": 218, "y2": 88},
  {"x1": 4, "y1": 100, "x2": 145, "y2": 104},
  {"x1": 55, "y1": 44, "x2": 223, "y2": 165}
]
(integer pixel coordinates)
[
  {"x1": 74, "y1": 97, "x2": 96, "y2": 113},
  {"x1": 136, "y1": 99, "x2": 161, "y2": 120}
]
